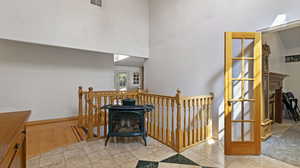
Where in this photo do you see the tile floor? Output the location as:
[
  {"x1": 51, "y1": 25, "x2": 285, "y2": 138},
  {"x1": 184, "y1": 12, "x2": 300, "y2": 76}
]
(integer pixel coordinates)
[
  {"x1": 27, "y1": 137, "x2": 299, "y2": 168},
  {"x1": 262, "y1": 120, "x2": 300, "y2": 167}
]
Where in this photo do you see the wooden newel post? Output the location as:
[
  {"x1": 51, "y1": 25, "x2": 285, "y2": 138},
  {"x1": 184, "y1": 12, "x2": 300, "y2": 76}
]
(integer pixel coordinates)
[
  {"x1": 78, "y1": 86, "x2": 83, "y2": 127},
  {"x1": 137, "y1": 87, "x2": 142, "y2": 93},
  {"x1": 176, "y1": 89, "x2": 183, "y2": 152},
  {"x1": 87, "y1": 87, "x2": 94, "y2": 139},
  {"x1": 208, "y1": 92, "x2": 214, "y2": 139},
  {"x1": 137, "y1": 87, "x2": 142, "y2": 105}
]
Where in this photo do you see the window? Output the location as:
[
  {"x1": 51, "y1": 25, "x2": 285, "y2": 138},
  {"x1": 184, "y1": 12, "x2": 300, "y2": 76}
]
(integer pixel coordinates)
[{"x1": 133, "y1": 72, "x2": 140, "y2": 85}]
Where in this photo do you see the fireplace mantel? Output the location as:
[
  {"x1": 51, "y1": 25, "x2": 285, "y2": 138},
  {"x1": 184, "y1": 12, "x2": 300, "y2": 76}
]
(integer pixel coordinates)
[{"x1": 269, "y1": 72, "x2": 288, "y2": 91}]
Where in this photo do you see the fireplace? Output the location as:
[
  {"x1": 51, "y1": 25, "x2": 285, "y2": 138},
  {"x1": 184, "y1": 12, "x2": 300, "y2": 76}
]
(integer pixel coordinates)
[{"x1": 101, "y1": 99, "x2": 154, "y2": 146}]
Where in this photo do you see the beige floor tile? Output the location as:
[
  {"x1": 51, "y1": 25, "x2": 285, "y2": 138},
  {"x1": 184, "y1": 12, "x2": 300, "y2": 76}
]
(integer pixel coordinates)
[
  {"x1": 40, "y1": 154, "x2": 64, "y2": 168},
  {"x1": 159, "y1": 162, "x2": 182, "y2": 168},
  {"x1": 27, "y1": 156, "x2": 40, "y2": 168},
  {"x1": 28, "y1": 137, "x2": 298, "y2": 168}
]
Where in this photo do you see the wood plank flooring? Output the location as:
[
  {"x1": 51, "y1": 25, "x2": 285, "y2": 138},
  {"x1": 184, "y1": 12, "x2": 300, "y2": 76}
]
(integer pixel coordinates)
[{"x1": 26, "y1": 120, "x2": 79, "y2": 159}]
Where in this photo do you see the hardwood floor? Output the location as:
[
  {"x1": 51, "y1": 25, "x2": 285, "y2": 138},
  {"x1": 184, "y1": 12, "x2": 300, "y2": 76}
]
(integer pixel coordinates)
[{"x1": 26, "y1": 120, "x2": 80, "y2": 159}]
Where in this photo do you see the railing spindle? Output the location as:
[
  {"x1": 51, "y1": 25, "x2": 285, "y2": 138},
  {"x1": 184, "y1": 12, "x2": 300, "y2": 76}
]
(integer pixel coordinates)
[
  {"x1": 183, "y1": 99, "x2": 187, "y2": 147},
  {"x1": 97, "y1": 95, "x2": 101, "y2": 137},
  {"x1": 157, "y1": 97, "x2": 160, "y2": 140},
  {"x1": 104, "y1": 96, "x2": 108, "y2": 136},
  {"x1": 166, "y1": 98, "x2": 170, "y2": 145},
  {"x1": 84, "y1": 94, "x2": 88, "y2": 128},
  {"x1": 192, "y1": 99, "x2": 196, "y2": 144},
  {"x1": 171, "y1": 99, "x2": 175, "y2": 146},
  {"x1": 188, "y1": 99, "x2": 192, "y2": 146},
  {"x1": 161, "y1": 98, "x2": 165, "y2": 143},
  {"x1": 152, "y1": 96, "x2": 155, "y2": 137},
  {"x1": 87, "y1": 87, "x2": 94, "y2": 139},
  {"x1": 208, "y1": 94, "x2": 214, "y2": 138},
  {"x1": 201, "y1": 98, "x2": 204, "y2": 140},
  {"x1": 196, "y1": 98, "x2": 200, "y2": 142},
  {"x1": 78, "y1": 87, "x2": 83, "y2": 127}
]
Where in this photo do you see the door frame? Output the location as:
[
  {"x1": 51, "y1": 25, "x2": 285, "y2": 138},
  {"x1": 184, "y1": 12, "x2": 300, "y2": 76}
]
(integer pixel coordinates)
[{"x1": 224, "y1": 32, "x2": 263, "y2": 155}]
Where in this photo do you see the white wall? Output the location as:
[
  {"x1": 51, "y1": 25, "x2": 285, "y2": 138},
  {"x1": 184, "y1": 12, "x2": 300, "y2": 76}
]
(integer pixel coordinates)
[
  {"x1": 279, "y1": 27, "x2": 300, "y2": 99},
  {"x1": 146, "y1": 0, "x2": 300, "y2": 140},
  {"x1": 285, "y1": 62, "x2": 300, "y2": 100},
  {"x1": 0, "y1": 0, "x2": 149, "y2": 57},
  {"x1": 263, "y1": 32, "x2": 287, "y2": 73},
  {"x1": 0, "y1": 39, "x2": 114, "y2": 121}
]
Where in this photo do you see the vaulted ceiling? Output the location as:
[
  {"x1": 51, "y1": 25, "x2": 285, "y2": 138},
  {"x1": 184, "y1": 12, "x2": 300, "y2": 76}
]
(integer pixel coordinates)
[{"x1": 279, "y1": 26, "x2": 300, "y2": 49}]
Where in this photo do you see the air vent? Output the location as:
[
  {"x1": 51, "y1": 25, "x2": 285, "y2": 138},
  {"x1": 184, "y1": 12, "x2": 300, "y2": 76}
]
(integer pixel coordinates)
[{"x1": 91, "y1": 0, "x2": 102, "y2": 7}]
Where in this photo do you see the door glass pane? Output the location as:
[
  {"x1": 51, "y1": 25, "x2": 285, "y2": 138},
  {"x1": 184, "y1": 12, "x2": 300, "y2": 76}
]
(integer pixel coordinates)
[
  {"x1": 232, "y1": 80, "x2": 242, "y2": 99},
  {"x1": 244, "y1": 81, "x2": 254, "y2": 99},
  {"x1": 244, "y1": 39, "x2": 254, "y2": 57},
  {"x1": 244, "y1": 101, "x2": 253, "y2": 120},
  {"x1": 232, "y1": 122, "x2": 242, "y2": 141},
  {"x1": 116, "y1": 72, "x2": 128, "y2": 91},
  {"x1": 244, "y1": 60, "x2": 254, "y2": 78},
  {"x1": 232, "y1": 101, "x2": 242, "y2": 120},
  {"x1": 244, "y1": 122, "x2": 254, "y2": 141},
  {"x1": 233, "y1": 39, "x2": 242, "y2": 57},
  {"x1": 232, "y1": 60, "x2": 242, "y2": 78}
]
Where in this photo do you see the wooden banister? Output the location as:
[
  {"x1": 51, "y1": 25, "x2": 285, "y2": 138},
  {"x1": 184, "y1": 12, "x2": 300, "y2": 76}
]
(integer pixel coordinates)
[{"x1": 78, "y1": 87, "x2": 214, "y2": 152}]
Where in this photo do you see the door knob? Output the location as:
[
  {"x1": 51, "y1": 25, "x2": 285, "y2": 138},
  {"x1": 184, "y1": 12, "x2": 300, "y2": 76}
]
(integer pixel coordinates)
[{"x1": 227, "y1": 100, "x2": 234, "y2": 106}]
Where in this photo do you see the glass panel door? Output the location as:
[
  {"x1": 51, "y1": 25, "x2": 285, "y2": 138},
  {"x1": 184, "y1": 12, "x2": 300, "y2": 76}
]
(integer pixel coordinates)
[
  {"x1": 225, "y1": 32, "x2": 262, "y2": 155},
  {"x1": 115, "y1": 72, "x2": 129, "y2": 91}
]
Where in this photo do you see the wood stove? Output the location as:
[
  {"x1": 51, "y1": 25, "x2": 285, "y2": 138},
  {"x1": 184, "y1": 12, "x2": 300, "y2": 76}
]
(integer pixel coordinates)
[{"x1": 101, "y1": 99, "x2": 154, "y2": 146}]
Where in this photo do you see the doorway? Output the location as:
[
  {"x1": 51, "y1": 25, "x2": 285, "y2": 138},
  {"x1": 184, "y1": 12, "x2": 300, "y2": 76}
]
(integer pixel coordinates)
[{"x1": 261, "y1": 22, "x2": 300, "y2": 167}]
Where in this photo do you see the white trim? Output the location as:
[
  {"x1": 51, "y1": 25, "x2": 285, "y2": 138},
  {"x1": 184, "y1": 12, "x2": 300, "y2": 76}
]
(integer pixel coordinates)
[{"x1": 257, "y1": 19, "x2": 300, "y2": 33}]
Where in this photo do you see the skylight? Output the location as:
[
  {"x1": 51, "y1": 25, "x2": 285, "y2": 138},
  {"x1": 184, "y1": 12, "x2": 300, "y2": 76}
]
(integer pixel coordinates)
[
  {"x1": 114, "y1": 54, "x2": 129, "y2": 62},
  {"x1": 272, "y1": 14, "x2": 287, "y2": 27}
]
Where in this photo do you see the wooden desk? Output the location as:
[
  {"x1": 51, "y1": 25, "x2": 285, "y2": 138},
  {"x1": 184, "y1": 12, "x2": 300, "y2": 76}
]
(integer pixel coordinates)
[{"x1": 0, "y1": 111, "x2": 31, "y2": 168}]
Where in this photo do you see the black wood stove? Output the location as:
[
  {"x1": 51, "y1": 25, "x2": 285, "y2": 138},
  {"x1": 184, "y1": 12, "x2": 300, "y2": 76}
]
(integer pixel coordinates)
[{"x1": 101, "y1": 99, "x2": 154, "y2": 146}]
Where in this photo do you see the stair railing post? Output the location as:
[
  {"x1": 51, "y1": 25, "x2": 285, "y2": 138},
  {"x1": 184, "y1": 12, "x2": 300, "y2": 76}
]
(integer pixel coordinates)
[
  {"x1": 176, "y1": 89, "x2": 183, "y2": 152},
  {"x1": 208, "y1": 92, "x2": 214, "y2": 139},
  {"x1": 137, "y1": 87, "x2": 142, "y2": 105},
  {"x1": 87, "y1": 87, "x2": 94, "y2": 139},
  {"x1": 78, "y1": 86, "x2": 83, "y2": 127}
]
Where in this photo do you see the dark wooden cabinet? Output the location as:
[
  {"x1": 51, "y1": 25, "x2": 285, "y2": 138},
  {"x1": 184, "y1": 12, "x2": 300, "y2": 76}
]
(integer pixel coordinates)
[
  {"x1": 0, "y1": 111, "x2": 30, "y2": 168},
  {"x1": 269, "y1": 72, "x2": 288, "y2": 123}
]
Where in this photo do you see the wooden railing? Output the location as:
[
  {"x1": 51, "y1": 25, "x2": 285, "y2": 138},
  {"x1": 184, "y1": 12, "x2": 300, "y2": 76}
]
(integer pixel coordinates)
[{"x1": 78, "y1": 86, "x2": 213, "y2": 152}]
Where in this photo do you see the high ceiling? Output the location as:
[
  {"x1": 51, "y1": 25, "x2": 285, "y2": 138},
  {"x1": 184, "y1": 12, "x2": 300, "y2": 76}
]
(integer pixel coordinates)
[{"x1": 279, "y1": 26, "x2": 300, "y2": 49}]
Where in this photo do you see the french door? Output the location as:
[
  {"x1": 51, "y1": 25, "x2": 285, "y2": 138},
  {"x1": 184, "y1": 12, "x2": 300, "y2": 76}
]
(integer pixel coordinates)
[{"x1": 224, "y1": 32, "x2": 263, "y2": 155}]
